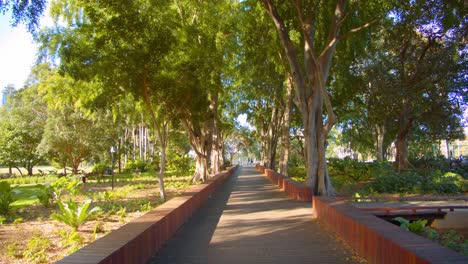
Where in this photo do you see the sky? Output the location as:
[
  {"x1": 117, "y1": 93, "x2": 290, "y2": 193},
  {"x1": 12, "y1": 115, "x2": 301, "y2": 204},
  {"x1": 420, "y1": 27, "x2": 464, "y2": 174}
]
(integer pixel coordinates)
[
  {"x1": 0, "y1": 13, "x2": 39, "y2": 90},
  {"x1": 0, "y1": 4, "x2": 54, "y2": 91}
]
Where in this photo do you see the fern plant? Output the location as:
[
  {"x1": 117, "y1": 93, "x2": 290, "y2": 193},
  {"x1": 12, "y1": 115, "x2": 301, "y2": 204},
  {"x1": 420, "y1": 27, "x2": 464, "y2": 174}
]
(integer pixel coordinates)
[{"x1": 51, "y1": 199, "x2": 100, "y2": 230}]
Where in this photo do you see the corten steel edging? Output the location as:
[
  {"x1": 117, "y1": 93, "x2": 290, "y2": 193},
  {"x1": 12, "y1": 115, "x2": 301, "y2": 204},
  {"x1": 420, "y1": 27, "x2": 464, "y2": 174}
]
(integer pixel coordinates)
[
  {"x1": 257, "y1": 166, "x2": 312, "y2": 202},
  {"x1": 312, "y1": 196, "x2": 468, "y2": 264},
  {"x1": 56, "y1": 165, "x2": 239, "y2": 264}
]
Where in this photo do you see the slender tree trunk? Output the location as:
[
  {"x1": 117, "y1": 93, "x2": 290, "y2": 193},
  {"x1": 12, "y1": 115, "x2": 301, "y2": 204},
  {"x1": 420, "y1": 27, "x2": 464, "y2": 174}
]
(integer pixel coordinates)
[
  {"x1": 279, "y1": 75, "x2": 294, "y2": 176},
  {"x1": 267, "y1": 106, "x2": 281, "y2": 170},
  {"x1": 118, "y1": 140, "x2": 122, "y2": 173},
  {"x1": 156, "y1": 123, "x2": 168, "y2": 201},
  {"x1": 15, "y1": 167, "x2": 23, "y2": 176},
  {"x1": 445, "y1": 139, "x2": 450, "y2": 159},
  {"x1": 374, "y1": 124, "x2": 385, "y2": 162},
  {"x1": 8, "y1": 166, "x2": 12, "y2": 175},
  {"x1": 210, "y1": 92, "x2": 221, "y2": 175}
]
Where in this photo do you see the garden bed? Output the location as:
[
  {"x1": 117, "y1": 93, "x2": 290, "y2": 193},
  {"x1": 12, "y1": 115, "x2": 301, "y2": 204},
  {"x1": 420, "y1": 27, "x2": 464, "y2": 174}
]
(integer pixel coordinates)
[{"x1": 0, "y1": 173, "x2": 192, "y2": 263}]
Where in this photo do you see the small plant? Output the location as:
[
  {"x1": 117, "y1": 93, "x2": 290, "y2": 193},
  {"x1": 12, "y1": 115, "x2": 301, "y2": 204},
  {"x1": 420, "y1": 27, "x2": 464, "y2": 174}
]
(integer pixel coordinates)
[
  {"x1": 51, "y1": 177, "x2": 69, "y2": 198},
  {"x1": 140, "y1": 201, "x2": 152, "y2": 212},
  {"x1": 116, "y1": 206, "x2": 127, "y2": 223},
  {"x1": 0, "y1": 181, "x2": 15, "y2": 215},
  {"x1": 441, "y1": 230, "x2": 466, "y2": 253},
  {"x1": 394, "y1": 217, "x2": 431, "y2": 235},
  {"x1": 57, "y1": 229, "x2": 84, "y2": 254},
  {"x1": 51, "y1": 199, "x2": 101, "y2": 230},
  {"x1": 13, "y1": 217, "x2": 24, "y2": 224},
  {"x1": 5, "y1": 241, "x2": 23, "y2": 259},
  {"x1": 66, "y1": 178, "x2": 82, "y2": 196},
  {"x1": 92, "y1": 221, "x2": 105, "y2": 240},
  {"x1": 0, "y1": 215, "x2": 6, "y2": 224},
  {"x1": 23, "y1": 234, "x2": 51, "y2": 263},
  {"x1": 37, "y1": 184, "x2": 54, "y2": 208}
]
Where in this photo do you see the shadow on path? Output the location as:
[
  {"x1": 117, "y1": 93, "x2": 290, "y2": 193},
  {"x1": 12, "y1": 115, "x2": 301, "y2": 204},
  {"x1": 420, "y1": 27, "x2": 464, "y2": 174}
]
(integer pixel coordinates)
[{"x1": 148, "y1": 166, "x2": 360, "y2": 264}]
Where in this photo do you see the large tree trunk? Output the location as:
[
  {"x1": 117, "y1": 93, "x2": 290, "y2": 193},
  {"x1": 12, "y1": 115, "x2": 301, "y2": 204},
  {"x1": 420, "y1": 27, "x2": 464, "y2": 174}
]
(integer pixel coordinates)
[
  {"x1": 183, "y1": 114, "x2": 214, "y2": 183},
  {"x1": 261, "y1": 0, "x2": 348, "y2": 195},
  {"x1": 279, "y1": 75, "x2": 294, "y2": 176},
  {"x1": 395, "y1": 103, "x2": 412, "y2": 172}
]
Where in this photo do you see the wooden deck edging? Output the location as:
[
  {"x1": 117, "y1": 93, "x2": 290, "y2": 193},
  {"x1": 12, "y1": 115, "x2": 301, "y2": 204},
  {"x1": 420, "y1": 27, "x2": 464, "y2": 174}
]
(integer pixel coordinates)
[
  {"x1": 312, "y1": 196, "x2": 468, "y2": 264},
  {"x1": 255, "y1": 164, "x2": 312, "y2": 202},
  {"x1": 56, "y1": 165, "x2": 239, "y2": 264}
]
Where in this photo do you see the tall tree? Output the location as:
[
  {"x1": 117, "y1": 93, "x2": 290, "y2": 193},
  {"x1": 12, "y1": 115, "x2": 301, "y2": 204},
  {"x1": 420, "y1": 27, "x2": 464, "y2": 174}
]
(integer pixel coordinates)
[
  {"x1": 0, "y1": 86, "x2": 46, "y2": 175},
  {"x1": 40, "y1": 0, "x2": 178, "y2": 199},
  {"x1": 256, "y1": 0, "x2": 387, "y2": 195}
]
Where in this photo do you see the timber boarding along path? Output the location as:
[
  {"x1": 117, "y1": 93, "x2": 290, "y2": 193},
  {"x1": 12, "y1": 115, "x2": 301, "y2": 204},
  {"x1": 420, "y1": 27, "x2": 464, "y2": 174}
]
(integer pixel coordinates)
[{"x1": 148, "y1": 166, "x2": 359, "y2": 264}]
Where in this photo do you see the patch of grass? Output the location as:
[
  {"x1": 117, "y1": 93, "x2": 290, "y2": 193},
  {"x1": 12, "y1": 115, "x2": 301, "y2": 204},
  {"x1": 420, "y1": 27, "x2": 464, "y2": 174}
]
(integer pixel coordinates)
[{"x1": 10, "y1": 184, "x2": 41, "y2": 208}]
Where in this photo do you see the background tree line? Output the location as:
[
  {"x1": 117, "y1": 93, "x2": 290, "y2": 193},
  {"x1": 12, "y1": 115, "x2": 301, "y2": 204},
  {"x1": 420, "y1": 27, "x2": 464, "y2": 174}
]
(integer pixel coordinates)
[{"x1": 0, "y1": 0, "x2": 466, "y2": 197}]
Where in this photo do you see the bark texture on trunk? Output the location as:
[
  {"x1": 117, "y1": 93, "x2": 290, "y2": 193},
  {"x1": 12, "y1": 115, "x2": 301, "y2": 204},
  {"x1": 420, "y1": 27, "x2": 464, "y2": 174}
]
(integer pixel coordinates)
[
  {"x1": 156, "y1": 122, "x2": 168, "y2": 201},
  {"x1": 261, "y1": 0, "x2": 350, "y2": 195},
  {"x1": 374, "y1": 124, "x2": 385, "y2": 162},
  {"x1": 395, "y1": 103, "x2": 412, "y2": 172},
  {"x1": 182, "y1": 100, "x2": 215, "y2": 183},
  {"x1": 279, "y1": 75, "x2": 294, "y2": 176}
]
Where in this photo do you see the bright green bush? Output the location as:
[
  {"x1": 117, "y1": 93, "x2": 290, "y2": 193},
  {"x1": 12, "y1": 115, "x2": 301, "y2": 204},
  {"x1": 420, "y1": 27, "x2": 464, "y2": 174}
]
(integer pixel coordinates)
[
  {"x1": 167, "y1": 155, "x2": 194, "y2": 176},
  {"x1": 0, "y1": 181, "x2": 15, "y2": 215},
  {"x1": 92, "y1": 163, "x2": 108, "y2": 182},
  {"x1": 37, "y1": 184, "x2": 54, "y2": 208},
  {"x1": 369, "y1": 170, "x2": 463, "y2": 194},
  {"x1": 51, "y1": 199, "x2": 101, "y2": 230},
  {"x1": 124, "y1": 159, "x2": 149, "y2": 173},
  {"x1": 328, "y1": 158, "x2": 393, "y2": 182}
]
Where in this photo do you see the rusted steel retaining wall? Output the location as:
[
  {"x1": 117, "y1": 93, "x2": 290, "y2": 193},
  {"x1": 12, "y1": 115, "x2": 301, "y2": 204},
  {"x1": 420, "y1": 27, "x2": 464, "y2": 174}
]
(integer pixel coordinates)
[
  {"x1": 57, "y1": 165, "x2": 239, "y2": 264},
  {"x1": 255, "y1": 164, "x2": 312, "y2": 202},
  {"x1": 313, "y1": 196, "x2": 468, "y2": 264}
]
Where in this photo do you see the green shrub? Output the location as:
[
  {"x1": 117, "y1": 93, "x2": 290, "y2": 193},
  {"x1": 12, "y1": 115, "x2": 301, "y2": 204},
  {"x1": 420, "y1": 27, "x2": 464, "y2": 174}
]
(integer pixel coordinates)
[
  {"x1": 370, "y1": 172, "x2": 423, "y2": 193},
  {"x1": 440, "y1": 230, "x2": 468, "y2": 255},
  {"x1": 5, "y1": 241, "x2": 23, "y2": 259},
  {"x1": 51, "y1": 199, "x2": 101, "y2": 230},
  {"x1": 50, "y1": 177, "x2": 82, "y2": 198},
  {"x1": 370, "y1": 170, "x2": 463, "y2": 194},
  {"x1": 92, "y1": 163, "x2": 108, "y2": 182},
  {"x1": 429, "y1": 171, "x2": 464, "y2": 193},
  {"x1": 167, "y1": 155, "x2": 193, "y2": 176},
  {"x1": 0, "y1": 181, "x2": 15, "y2": 215},
  {"x1": 37, "y1": 184, "x2": 54, "y2": 208},
  {"x1": 56, "y1": 229, "x2": 84, "y2": 254},
  {"x1": 124, "y1": 159, "x2": 149, "y2": 173},
  {"x1": 328, "y1": 158, "x2": 392, "y2": 182}
]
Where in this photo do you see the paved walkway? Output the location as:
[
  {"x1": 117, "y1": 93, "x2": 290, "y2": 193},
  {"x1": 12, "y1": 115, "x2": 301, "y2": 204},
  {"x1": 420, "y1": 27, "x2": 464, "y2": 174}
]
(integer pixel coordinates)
[{"x1": 148, "y1": 166, "x2": 361, "y2": 264}]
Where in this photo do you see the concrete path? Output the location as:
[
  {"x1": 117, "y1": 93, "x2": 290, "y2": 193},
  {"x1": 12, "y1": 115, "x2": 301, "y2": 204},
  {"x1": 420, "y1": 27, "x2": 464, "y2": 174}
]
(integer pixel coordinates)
[{"x1": 148, "y1": 166, "x2": 361, "y2": 264}]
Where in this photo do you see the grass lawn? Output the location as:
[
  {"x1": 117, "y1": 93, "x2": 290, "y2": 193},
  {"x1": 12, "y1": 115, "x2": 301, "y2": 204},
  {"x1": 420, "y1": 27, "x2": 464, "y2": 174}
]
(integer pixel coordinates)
[{"x1": 11, "y1": 184, "x2": 41, "y2": 208}]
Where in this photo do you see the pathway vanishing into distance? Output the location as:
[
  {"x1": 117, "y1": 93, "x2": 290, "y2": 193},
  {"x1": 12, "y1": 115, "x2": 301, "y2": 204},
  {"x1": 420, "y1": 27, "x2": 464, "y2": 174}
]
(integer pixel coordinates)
[{"x1": 148, "y1": 166, "x2": 361, "y2": 264}]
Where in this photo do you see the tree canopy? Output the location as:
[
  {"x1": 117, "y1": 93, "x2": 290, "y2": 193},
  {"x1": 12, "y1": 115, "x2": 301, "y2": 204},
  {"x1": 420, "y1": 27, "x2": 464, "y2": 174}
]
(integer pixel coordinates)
[{"x1": 0, "y1": 0, "x2": 466, "y2": 197}]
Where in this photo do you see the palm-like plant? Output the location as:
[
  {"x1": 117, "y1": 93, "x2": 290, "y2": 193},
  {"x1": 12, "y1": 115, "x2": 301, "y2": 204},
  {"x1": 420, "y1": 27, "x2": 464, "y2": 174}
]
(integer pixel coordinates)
[{"x1": 51, "y1": 199, "x2": 100, "y2": 230}]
